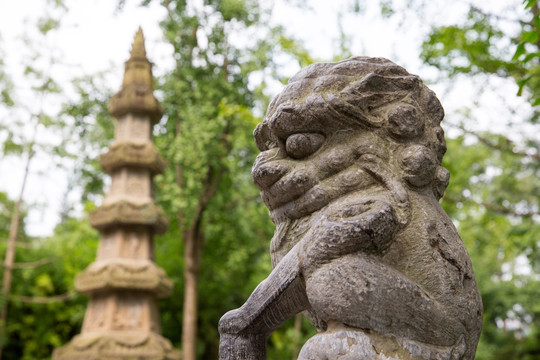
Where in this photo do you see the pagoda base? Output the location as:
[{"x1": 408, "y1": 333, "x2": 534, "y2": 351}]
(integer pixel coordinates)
[{"x1": 52, "y1": 331, "x2": 181, "y2": 360}]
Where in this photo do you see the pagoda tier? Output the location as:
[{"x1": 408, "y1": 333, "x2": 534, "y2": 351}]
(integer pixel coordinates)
[{"x1": 53, "y1": 28, "x2": 180, "y2": 360}]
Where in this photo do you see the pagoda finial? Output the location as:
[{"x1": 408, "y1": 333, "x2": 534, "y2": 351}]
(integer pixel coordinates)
[
  {"x1": 130, "y1": 26, "x2": 147, "y2": 60},
  {"x1": 108, "y1": 26, "x2": 163, "y2": 123}
]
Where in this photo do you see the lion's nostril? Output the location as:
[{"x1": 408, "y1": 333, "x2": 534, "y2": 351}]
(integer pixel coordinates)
[
  {"x1": 285, "y1": 133, "x2": 325, "y2": 159},
  {"x1": 252, "y1": 162, "x2": 290, "y2": 190}
]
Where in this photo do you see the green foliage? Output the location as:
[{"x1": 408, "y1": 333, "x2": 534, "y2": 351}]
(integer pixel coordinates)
[
  {"x1": 3, "y1": 218, "x2": 98, "y2": 360},
  {"x1": 0, "y1": 2, "x2": 71, "y2": 172},
  {"x1": 379, "y1": 0, "x2": 394, "y2": 18},
  {"x1": 513, "y1": 0, "x2": 540, "y2": 105},
  {"x1": 59, "y1": 74, "x2": 115, "y2": 202},
  {"x1": 421, "y1": 1, "x2": 540, "y2": 107},
  {"x1": 0, "y1": 191, "x2": 99, "y2": 359},
  {"x1": 151, "y1": 1, "x2": 314, "y2": 357},
  {"x1": 0, "y1": 49, "x2": 14, "y2": 107},
  {"x1": 0, "y1": 193, "x2": 11, "y2": 237},
  {"x1": 37, "y1": 17, "x2": 61, "y2": 35},
  {"x1": 379, "y1": 0, "x2": 540, "y2": 357},
  {"x1": 441, "y1": 136, "x2": 540, "y2": 360},
  {"x1": 277, "y1": 34, "x2": 318, "y2": 68}
]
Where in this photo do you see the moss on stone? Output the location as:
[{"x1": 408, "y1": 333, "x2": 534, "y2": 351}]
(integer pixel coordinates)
[
  {"x1": 100, "y1": 141, "x2": 166, "y2": 174},
  {"x1": 89, "y1": 201, "x2": 168, "y2": 234}
]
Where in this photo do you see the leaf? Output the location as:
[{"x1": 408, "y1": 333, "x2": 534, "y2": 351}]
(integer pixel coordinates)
[
  {"x1": 516, "y1": 76, "x2": 531, "y2": 96},
  {"x1": 524, "y1": 0, "x2": 538, "y2": 9},
  {"x1": 380, "y1": 0, "x2": 394, "y2": 17},
  {"x1": 522, "y1": 30, "x2": 539, "y2": 44},
  {"x1": 522, "y1": 51, "x2": 540, "y2": 63},
  {"x1": 512, "y1": 43, "x2": 525, "y2": 61},
  {"x1": 1, "y1": 88, "x2": 14, "y2": 106},
  {"x1": 38, "y1": 114, "x2": 55, "y2": 127},
  {"x1": 37, "y1": 17, "x2": 60, "y2": 34},
  {"x1": 35, "y1": 273, "x2": 54, "y2": 293},
  {"x1": 2, "y1": 136, "x2": 24, "y2": 156}
]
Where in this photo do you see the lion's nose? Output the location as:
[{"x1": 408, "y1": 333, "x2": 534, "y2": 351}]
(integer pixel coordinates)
[{"x1": 252, "y1": 162, "x2": 290, "y2": 190}]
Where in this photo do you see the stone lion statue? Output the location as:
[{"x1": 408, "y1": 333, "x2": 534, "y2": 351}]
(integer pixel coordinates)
[{"x1": 219, "y1": 57, "x2": 483, "y2": 360}]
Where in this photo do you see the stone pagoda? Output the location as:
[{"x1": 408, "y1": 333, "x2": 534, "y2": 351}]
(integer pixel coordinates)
[{"x1": 53, "y1": 28, "x2": 181, "y2": 360}]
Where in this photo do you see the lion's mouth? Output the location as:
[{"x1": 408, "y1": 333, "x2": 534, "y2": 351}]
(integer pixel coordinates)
[
  {"x1": 258, "y1": 163, "x2": 377, "y2": 224},
  {"x1": 252, "y1": 131, "x2": 386, "y2": 224}
]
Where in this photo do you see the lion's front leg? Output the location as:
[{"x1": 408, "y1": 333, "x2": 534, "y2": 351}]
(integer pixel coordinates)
[
  {"x1": 299, "y1": 194, "x2": 399, "y2": 277},
  {"x1": 218, "y1": 245, "x2": 310, "y2": 359}
]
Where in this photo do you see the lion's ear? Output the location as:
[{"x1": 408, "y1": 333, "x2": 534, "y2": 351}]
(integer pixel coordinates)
[
  {"x1": 386, "y1": 104, "x2": 425, "y2": 139},
  {"x1": 432, "y1": 166, "x2": 450, "y2": 200},
  {"x1": 399, "y1": 145, "x2": 437, "y2": 188}
]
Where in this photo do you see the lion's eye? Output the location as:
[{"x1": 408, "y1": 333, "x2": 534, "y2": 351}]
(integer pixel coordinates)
[{"x1": 285, "y1": 133, "x2": 325, "y2": 159}]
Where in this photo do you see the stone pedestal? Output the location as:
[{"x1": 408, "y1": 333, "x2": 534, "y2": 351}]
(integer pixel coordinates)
[{"x1": 53, "y1": 28, "x2": 180, "y2": 360}]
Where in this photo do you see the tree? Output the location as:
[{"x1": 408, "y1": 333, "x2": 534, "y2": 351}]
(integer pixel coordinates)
[
  {"x1": 0, "y1": 4, "x2": 74, "y2": 357},
  {"x1": 157, "y1": 4, "x2": 271, "y2": 358},
  {"x1": 379, "y1": 0, "x2": 540, "y2": 358},
  {"x1": 124, "y1": 1, "x2": 319, "y2": 358}
]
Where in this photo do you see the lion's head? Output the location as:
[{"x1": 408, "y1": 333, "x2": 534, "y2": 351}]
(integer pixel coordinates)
[{"x1": 253, "y1": 57, "x2": 449, "y2": 216}]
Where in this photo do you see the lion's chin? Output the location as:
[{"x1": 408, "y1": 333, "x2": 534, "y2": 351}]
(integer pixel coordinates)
[{"x1": 269, "y1": 215, "x2": 313, "y2": 267}]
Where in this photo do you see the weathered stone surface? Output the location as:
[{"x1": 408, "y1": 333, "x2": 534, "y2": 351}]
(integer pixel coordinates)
[
  {"x1": 89, "y1": 201, "x2": 169, "y2": 234},
  {"x1": 108, "y1": 30, "x2": 163, "y2": 123},
  {"x1": 100, "y1": 141, "x2": 166, "y2": 174},
  {"x1": 75, "y1": 259, "x2": 173, "y2": 298},
  {"x1": 52, "y1": 332, "x2": 181, "y2": 360},
  {"x1": 219, "y1": 57, "x2": 483, "y2": 359},
  {"x1": 78, "y1": 291, "x2": 162, "y2": 333}
]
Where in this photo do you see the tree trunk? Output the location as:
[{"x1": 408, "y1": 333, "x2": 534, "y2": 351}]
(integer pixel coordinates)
[
  {"x1": 0, "y1": 149, "x2": 32, "y2": 360},
  {"x1": 291, "y1": 313, "x2": 302, "y2": 360},
  {"x1": 180, "y1": 163, "x2": 224, "y2": 360},
  {"x1": 181, "y1": 228, "x2": 200, "y2": 360}
]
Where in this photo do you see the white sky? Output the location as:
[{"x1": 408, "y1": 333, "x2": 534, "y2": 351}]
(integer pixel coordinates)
[{"x1": 0, "y1": 0, "x2": 530, "y2": 236}]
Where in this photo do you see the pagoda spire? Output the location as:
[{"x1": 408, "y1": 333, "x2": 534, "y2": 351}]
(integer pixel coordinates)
[
  {"x1": 53, "y1": 28, "x2": 180, "y2": 360},
  {"x1": 130, "y1": 27, "x2": 147, "y2": 59},
  {"x1": 109, "y1": 27, "x2": 163, "y2": 123}
]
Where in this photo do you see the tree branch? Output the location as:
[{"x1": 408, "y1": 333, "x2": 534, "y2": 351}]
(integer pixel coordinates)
[
  {"x1": 468, "y1": 4, "x2": 529, "y2": 26},
  {"x1": 444, "y1": 194, "x2": 539, "y2": 217},
  {"x1": 190, "y1": 115, "x2": 233, "y2": 234},
  {"x1": 461, "y1": 128, "x2": 540, "y2": 161},
  {"x1": 1, "y1": 257, "x2": 57, "y2": 269},
  {"x1": 9, "y1": 291, "x2": 76, "y2": 304}
]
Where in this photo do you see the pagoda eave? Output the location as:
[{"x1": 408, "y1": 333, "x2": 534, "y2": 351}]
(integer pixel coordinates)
[
  {"x1": 100, "y1": 141, "x2": 167, "y2": 175},
  {"x1": 52, "y1": 331, "x2": 181, "y2": 360},
  {"x1": 109, "y1": 84, "x2": 164, "y2": 124},
  {"x1": 75, "y1": 260, "x2": 173, "y2": 298},
  {"x1": 89, "y1": 201, "x2": 169, "y2": 235}
]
